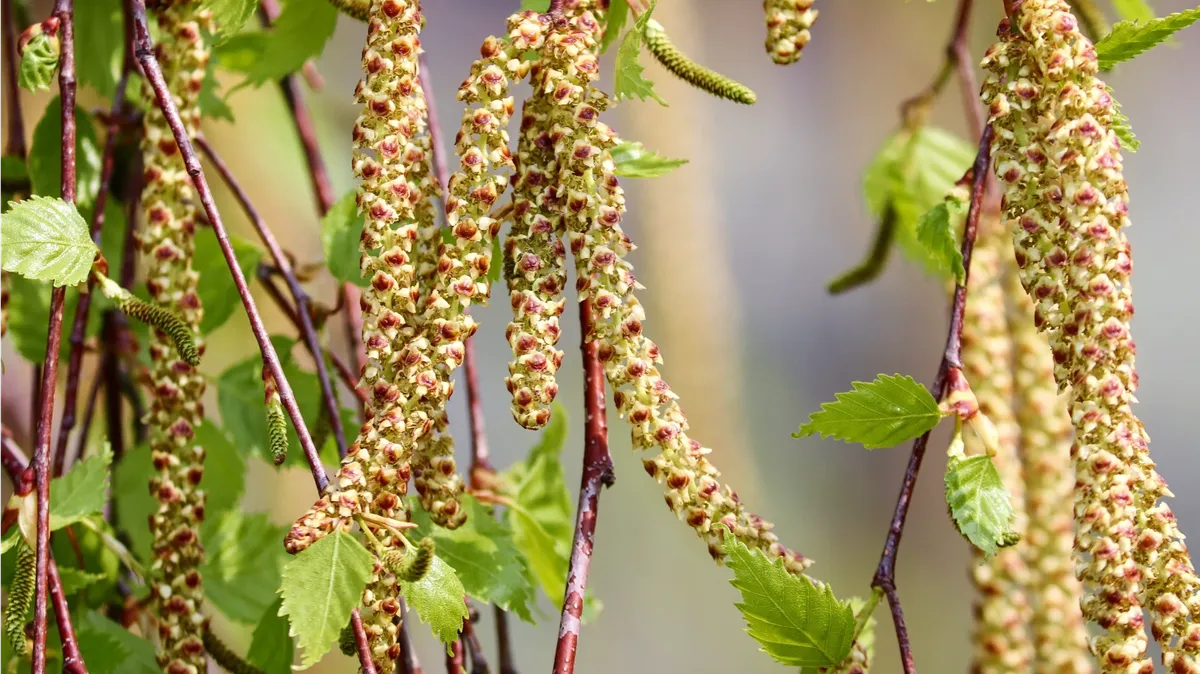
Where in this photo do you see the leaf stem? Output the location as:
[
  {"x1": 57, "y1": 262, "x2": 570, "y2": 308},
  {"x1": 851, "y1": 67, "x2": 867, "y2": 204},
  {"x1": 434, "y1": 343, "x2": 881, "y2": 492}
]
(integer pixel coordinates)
[
  {"x1": 195, "y1": 134, "x2": 349, "y2": 460},
  {"x1": 80, "y1": 516, "x2": 145, "y2": 580},
  {"x1": 551, "y1": 299, "x2": 615, "y2": 674},
  {"x1": 852, "y1": 586, "x2": 884, "y2": 643},
  {"x1": 53, "y1": 60, "x2": 131, "y2": 477},
  {"x1": 870, "y1": 125, "x2": 993, "y2": 674}
]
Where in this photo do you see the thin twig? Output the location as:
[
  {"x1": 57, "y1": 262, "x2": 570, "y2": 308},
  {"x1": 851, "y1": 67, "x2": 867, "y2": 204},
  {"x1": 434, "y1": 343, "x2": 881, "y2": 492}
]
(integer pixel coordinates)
[
  {"x1": 75, "y1": 367, "x2": 104, "y2": 459},
  {"x1": 462, "y1": 607, "x2": 490, "y2": 674},
  {"x1": 494, "y1": 605, "x2": 517, "y2": 674},
  {"x1": 130, "y1": 0, "x2": 328, "y2": 493},
  {"x1": 445, "y1": 641, "x2": 465, "y2": 674},
  {"x1": 869, "y1": 125, "x2": 993, "y2": 674},
  {"x1": 399, "y1": 599, "x2": 423, "y2": 674},
  {"x1": 195, "y1": 134, "x2": 348, "y2": 459},
  {"x1": 31, "y1": 1, "x2": 80, "y2": 671},
  {"x1": 2, "y1": 431, "x2": 32, "y2": 493},
  {"x1": 551, "y1": 300, "x2": 614, "y2": 674},
  {"x1": 2, "y1": 0, "x2": 26, "y2": 157},
  {"x1": 53, "y1": 64, "x2": 131, "y2": 476}
]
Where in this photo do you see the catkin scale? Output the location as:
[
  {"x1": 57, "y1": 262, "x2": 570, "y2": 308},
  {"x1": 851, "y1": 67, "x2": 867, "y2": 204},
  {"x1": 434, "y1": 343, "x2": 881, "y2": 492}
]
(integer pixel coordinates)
[
  {"x1": 4, "y1": 543, "x2": 35, "y2": 658},
  {"x1": 644, "y1": 19, "x2": 756, "y2": 105}
]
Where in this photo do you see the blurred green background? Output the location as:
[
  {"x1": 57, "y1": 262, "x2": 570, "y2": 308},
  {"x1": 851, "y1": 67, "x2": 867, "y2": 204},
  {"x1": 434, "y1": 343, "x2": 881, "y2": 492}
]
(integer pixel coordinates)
[{"x1": 3, "y1": 0, "x2": 1199, "y2": 671}]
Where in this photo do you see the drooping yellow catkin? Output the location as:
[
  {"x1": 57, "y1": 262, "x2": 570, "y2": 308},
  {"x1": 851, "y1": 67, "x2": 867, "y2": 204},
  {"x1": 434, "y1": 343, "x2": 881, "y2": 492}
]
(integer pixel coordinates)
[
  {"x1": 138, "y1": 2, "x2": 211, "y2": 669},
  {"x1": 542, "y1": 10, "x2": 809, "y2": 576},
  {"x1": 961, "y1": 216, "x2": 1034, "y2": 673},
  {"x1": 763, "y1": 0, "x2": 818, "y2": 65},
  {"x1": 983, "y1": 3, "x2": 1200, "y2": 671},
  {"x1": 1008, "y1": 263, "x2": 1093, "y2": 674}
]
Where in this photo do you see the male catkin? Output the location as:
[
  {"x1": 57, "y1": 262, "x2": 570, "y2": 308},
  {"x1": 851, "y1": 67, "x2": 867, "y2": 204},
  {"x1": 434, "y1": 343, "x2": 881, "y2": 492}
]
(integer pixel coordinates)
[
  {"x1": 4, "y1": 543, "x2": 35, "y2": 658},
  {"x1": 644, "y1": 19, "x2": 756, "y2": 104}
]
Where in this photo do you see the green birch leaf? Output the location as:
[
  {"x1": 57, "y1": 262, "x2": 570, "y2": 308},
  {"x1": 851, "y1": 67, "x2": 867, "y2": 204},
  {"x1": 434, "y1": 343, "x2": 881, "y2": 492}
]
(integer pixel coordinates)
[
  {"x1": 613, "y1": 1, "x2": 667, "y2": 106},
  {"x1": 56, "y1": 567, "x2": 109, "y2": 596},
  {"x1": 1108, "y1": 88, "x2": 1140, "y2": 152},
  {"x1": 1095, "y1": 7, "x2": 1200, "y2": 69},
  {"x1": 248, "y1": 597, "x2": 295, "y2": 674},
  {"x1": 49, "y1": 444, "x2": 112, "y2": 530},
  {"x1": 320, "y1": 189, "x2": 367, "y2": 287},
  {"x1": 28, "y1": 97, "x2": 103, "y2": 205},
  {"x1": 113, "y1": 443, "x2": 155, "y2": 559},
  {"x1": 76, "y1": 0, "x2": 123, "y2": 97},
  {"x1": 610, "y1": 140, "x2": 688, "y2": 178},
  {"x1": 199, "y1": 60, "x2": 236, "y2": 122},
  {"x1": 1, "y1": 195, "x2": 97, "y2": 286},
  {"x1": 725, "y1": 537, "x2": 856, "y2": 668},
  {"x1": 279, "y1": 531, "x2": 374, "y2": 669},
  {"x1": 77, "y1": 611, "x2": 159, "y2": 674},
  {"x1": 240, "y1": 0, "x2": 338, "y2": 86},
  {"x1": 1113, "y1": 0, "x2": 1155, "y2": 23},
  {"x1": 795, "y1": 374, "x2": 945, "y2": 449},
  {"x1": 201, "y1": 511, "x2": 288, "y2": 624},
  {"x1": 18, "y1": 33, "x2": 59, "y2": 92},
  {"x1": 202, "y1": 0, "x2": 260, "y2": 43},
  {"x1": 800, "y1": 597, "x2": 877, "y2": 674},
  {"x1": 411, "y1": 495, "x2": 537, "y2": 623},
  {"x1": 914, "y1": 200, "x2": 965, "y2": 283},
  {"x1": 195, "y1": 421, "x2": 245, "y2": 526},
  {"x1": 196, "y1": 233, "x2": 262, "y2": 333},
  {"x1": 601, "y1": 0, "x2": 630, "y2": 53},
  {"x1": 945, "y1": 454, "x2": 1020, "y2": 557},
  {"x1": 399, "y1": 555, "x2": 469, "y2": 650}
]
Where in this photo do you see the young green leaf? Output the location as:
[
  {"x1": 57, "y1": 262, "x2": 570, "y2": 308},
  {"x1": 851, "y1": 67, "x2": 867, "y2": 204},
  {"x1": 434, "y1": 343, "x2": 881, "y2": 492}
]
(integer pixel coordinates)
[
  {"x1": 610, "y1": 140, "x2": 688, "y2": 178},
  {"x1": 19, "y1": 32, "x2": 60, "y2": 91},
  {"x1": 1094, "y1": 7, "x2": 1200, "y2": 70},
  {"x1": 945, "y1": 454, "x2": 1020, "y2": 557},
  {"x1": 77, "y1": 611, "x2": 160, "y2": 674},
  {"x1": 613, "y1": 1, "x2": 667, "y2": 106},
  {"x1": 196, "y1": 233, "x2": 262, "y2": 332},
  {"x1": 76, "y1": 0, "x2": 123, "y2": 98},
  {"x1": 411, "y1": 495, "x2": 537, "y2": 623},
  {"x1": 601, "y1": 0, "x2": 630, "y2": 53},
  {"x1": 861, "y1": 127, "x2": 974, "y2": 280},
  {"x1": 320, "y1": 190, "x2": 367, "y2": 287},
  {"x1": 56, "y1": 567, "x2": 109, "y2": 596},
  {"x1": 0, "y1": 195, "x2": 97, "y2": 286},
  {"x1": 248, "y1": 597, "x2": 295, "y2": 674},
  {"x1": 113, "y1": 443, "x2": 155, "y2": 559},
  {"x1": 202, "y1": 511, "x2": 288, "y2": 624},
  {"x1": 914, "y1": 200, "x2": 965, "y2": 283},
  {"x1": 725, "y1": 537, "x2": 856, "y2": 668},
  {"x1": 1113, "y1": 0, "x2": 1156, "y2": 23},
  {"x1": 237, "y1": 0, "x2": 338, "y2": 87},
  {"x1": 29, "y1": 97, "x2": 103, "y2": 204},
  {"x1": 203, "y1": 0, "x2": 259, "y2": 43},
  {"x1": 279, "y1": 531, "x2": 373, "y2": 669},
  {"x1": 795, "y1": 374, "x2": 945, "y2": 449},
  {"x1": 399, "y1": 555, "x2": 469, "y2": 650},
  {"x1": 199, "y1": 60, "x2": 236, "y2": 123},
  {"x1": 49, "y1": 444, "x2": 112, "y2": 530},
  {"x1": 521, "y1": 0, "x2": 549, "y2": 9},
  {"x1": 1109, "y1": 88, "x2": 1140, "y2": 152}
]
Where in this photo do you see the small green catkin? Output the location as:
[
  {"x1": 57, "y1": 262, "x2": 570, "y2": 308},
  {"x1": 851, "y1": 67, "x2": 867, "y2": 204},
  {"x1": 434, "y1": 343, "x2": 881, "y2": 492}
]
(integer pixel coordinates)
[
  {"x1": 263, "y1": 374, "x2": 288, "y2": 466},
  {"x1": 97, "y1": 275, "x2": 200, "y2": 367},
  {"x1": 202, "y1": 625, "x2": 264, "y2": 674},
  {"x1": 643, "y1": 19, "x2": 757, "y2": 105},
  {"x1": 383, "y1": 537, "x2": 435, "y2": 582},
  {"x1": 4, "y1": 543, "x2": 35, "y2": 658}
]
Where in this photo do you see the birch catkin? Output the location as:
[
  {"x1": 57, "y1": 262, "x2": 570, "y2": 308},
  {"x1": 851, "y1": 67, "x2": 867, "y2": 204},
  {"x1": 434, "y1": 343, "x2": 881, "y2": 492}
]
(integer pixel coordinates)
[
  {"x1": 961, "y1": 216, "x2": 1033, "y2": 674},
  {"x1": 138, "y1": 2, "x2": 211, "y2": 669},
  {"x1": 983, "y1": 3, "x2": 1200, "y2": 671}
]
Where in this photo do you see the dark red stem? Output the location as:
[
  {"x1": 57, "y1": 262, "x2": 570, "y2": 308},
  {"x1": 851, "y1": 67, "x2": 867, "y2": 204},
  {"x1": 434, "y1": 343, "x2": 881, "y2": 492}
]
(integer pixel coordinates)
[
  {"x1": 131, "y1": 0, "x2": 328, "y2": 492},
  {"x1": 2, "y1": 0, "x2": 26, "y2": 157},
  {"x1": 494, "y1": 605, "x2": 517, "y2": 674},
  {"x1": 53, "y1": 64, "x2": 131, "y2": 476},
  {"x1": 195, "y1": 134, "x2": 349, "y2": 459},
  {"x1": 551, "y1": 300, "x2": 614, "y2": 674},
  {"x1": 445, "y1": 641, "x2": 466, "y2": 674},
  {"x1": 399, "y1": 598, "x2": 423, "y2": 674},
  {"x1": 870, "y1": 125, "x2": 993, "y2": 674},
  {"x1": 461, "y1": 608, "x2": 490, "y2": 674}
]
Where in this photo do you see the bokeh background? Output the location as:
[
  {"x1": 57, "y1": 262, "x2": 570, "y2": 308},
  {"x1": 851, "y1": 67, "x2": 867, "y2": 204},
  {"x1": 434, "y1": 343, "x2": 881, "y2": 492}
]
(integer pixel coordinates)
[{"x1": 3, "y1": 0, "x2": 1199, "y2": 671}]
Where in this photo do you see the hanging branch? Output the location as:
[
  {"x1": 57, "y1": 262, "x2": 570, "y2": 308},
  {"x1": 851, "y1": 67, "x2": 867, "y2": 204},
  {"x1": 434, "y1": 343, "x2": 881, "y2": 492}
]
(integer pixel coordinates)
[
  {"x1": 551, "y1": 300, "x2": 614, "y2": 674},
  {"x1": 2, "y1": 0, "x2": 25, "y2": 158},
  {"x1": 52, "y1": 63, "x2": 131, "y2": 476},
  {"x1": 30, "y1": 1, "x2": 80, "y2": 671},
  {"x1": 870, "y1": 125, "x2": 993, "y2": 674},
  {"x1": 128, "y1": 5, "x2": 377, "y2": 669},
  {"x1": 195, "y1": 134, "x2": 349, "y2": 459}
]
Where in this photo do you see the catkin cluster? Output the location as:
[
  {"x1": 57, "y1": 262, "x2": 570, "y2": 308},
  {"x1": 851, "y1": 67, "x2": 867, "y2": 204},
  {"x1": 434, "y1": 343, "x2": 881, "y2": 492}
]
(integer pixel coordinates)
[
  {"x1": 137, "y1": 2, "x2": 211, "y2": 670},
  {"x1": 961, "y1": 217, "x2": 1034, "y2": 673},
  {"x1": 538, "y1": 10, "x2": 808, "y2": 575},
  {"x1": 982, "y1": 3, "x2": 1200, "y2": 671},
  {"x1": 1009, "y1": 267, "x2": 1093, "y2": 674},
  {"x1": 763, "y1": 0, "x2": 818, "y2": 65}
]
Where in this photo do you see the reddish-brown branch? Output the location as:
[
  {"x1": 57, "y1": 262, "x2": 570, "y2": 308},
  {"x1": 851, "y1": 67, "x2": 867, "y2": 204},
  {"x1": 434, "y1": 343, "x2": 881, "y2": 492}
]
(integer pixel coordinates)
[
  {"x1": 2, "y1": 0, "x2": 26, "y2": 157},
  {"x1": 551, "y1": 300, "x2": 614, "y2": 674},
  {"x1": 899, "y1": 0, "x2": 982, "y2": 136},
  {"x1": 131, "y1": 0, "x2": 329, "y2": 493},
  {"x1": 195, "y1": 134, "x2": 349, "y2": 459},
  {"x1": 398, "y1": 599, "x2": 423, "y2": 674},
  {"x1": 445, "y1": 641, "x2": 465, "y2": 674},
  {"x1": 53, "y1": 64, "x2": 131, "y2": 476},
  {"x1": 494, "y1": 605, "x2": 517, "y2": 674},
  {"x1": 461, "y1": 607, "x2": 489, "y2": 674},
  {"x1": 870, "y1": 125, "x2": 993, "y2": 674},
  {"x1": 2, "y1": 431, "x2": 32, "y2": 493}
]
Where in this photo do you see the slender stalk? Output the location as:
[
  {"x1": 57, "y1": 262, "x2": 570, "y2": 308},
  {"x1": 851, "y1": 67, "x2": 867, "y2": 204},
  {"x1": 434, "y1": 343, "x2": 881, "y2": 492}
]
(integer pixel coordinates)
[
  {"x1": 445, "y1": 641, "x2": 465, "y2": 674},
  {"x1": 2, "y1": 0, "x2": 26, "y2": 157},
  {"x1": 870, "y1": 126, "x2": 993, "y2": 674},
  {"x1": 2, "y1": 431, "x2": 32, "y2": 493},
  {"x1": 494, "y1": 605, "x2": 516, "y2": 674},
  {"x1": 53, "y1": 64, "x2": 131, "y2": 476},
  {"x1": 130, "y1": 0, "x2": 327, "y2": 492},
  {"x1": 551, "y1": 300, "x2": 614, "y2": 674},
  {"x1": 195, "y1": 134, "x2": 348, "y2": 459},
  {"x1": 399, "y1": 599, "x2": 423, "y2": 674},
  {"x1": 461, "y1": 608, "x2": 489, "y2": 674}
]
